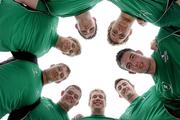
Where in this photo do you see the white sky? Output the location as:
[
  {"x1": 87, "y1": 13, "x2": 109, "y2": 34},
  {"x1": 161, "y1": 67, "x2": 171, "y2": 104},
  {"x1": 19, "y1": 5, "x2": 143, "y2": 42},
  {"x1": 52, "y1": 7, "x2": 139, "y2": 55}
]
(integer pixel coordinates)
[{"x1": 1, "y1": 1, "x2": 160, "y2": 119}]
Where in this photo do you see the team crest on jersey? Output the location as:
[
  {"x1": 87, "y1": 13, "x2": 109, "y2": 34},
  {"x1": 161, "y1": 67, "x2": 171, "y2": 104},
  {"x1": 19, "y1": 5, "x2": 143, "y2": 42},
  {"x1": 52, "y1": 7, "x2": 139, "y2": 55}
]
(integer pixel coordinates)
[
  {"x1": 161, "y1": 51, "x2": 168, "y2": 63},
  {"x1": 162, "y1": 81, "x2": 171, "y2": 91}
]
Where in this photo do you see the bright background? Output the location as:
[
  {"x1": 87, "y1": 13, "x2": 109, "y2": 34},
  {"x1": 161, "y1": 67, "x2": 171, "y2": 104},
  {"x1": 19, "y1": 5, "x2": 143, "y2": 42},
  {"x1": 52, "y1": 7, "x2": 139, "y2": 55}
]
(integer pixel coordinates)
[{"x1": 1, "y1": 1, "x2": 159, "y2": 119}]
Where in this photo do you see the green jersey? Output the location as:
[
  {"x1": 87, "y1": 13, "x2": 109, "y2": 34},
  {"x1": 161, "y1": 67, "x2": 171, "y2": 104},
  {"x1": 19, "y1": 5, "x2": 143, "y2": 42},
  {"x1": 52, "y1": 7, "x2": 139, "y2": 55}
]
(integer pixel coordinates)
[
  {"x1": 108, "y1": 0, "x2": 180, "y2": 27},
  {"x1": 0, "y1": 0, "x2": 58, "y2": 57},
  {"x1": 0, "y1": 60, "x2": 42, "y2": 118},
  {"x1": 120, "y1": 86, "x2": 179, "y2": 120},
  {"x1": 25, "y1": 97, "x2": 69, "y2": 120},
  {"x1": 37, "y1": 0, "x2": 102, "y2": 17},
  {"x1": 81, "y1": 115, "x2": 117, "y2": 120},
  {"x1": 152, "y1": 27, "x2": 180, "y2": 111}
]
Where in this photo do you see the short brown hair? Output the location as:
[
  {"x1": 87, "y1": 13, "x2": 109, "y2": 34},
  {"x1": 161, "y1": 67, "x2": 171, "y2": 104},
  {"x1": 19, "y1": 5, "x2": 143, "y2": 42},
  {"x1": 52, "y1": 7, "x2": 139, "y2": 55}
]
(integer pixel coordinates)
[
  {"x1": 114, "y1": 78, "x2": 134, "y2": 90},
  {"x1": 58, "y1": 63, "x2": 71, "y2": 79},
  {"x1": 77, "y1": 18, "x2": 97, "y2": 39},
  {"x1": 66, "y1": 37, "x2": 81, "y2": 56},
  {"x1": 65, "y1": 85, "x2": 82, "y2": 97},
  {"x1": 89, "y1": 89, "x2": 106, "y2": 101},
  {"x1": 107, "y1": 21, "x2": 129, "y2": 45},
  {"x1": 116, "y1": 48, "x2": 134, "y2": 69}
]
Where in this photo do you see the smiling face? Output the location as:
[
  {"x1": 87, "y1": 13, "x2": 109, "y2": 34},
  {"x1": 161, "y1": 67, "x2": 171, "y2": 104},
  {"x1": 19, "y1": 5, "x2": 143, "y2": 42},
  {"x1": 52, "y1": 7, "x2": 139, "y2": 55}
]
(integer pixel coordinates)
[
  {"x1": 61, "y1": 85, "x2": 81, "y2": 110},
  {"x1": 89, "y1": 89, "x2": 106, "y2": 112},
  {"x1": 115, "y1": 79, "x2": 135, "y2": 100},
  {"x1": 119, "y1": 50, "x2": 151, "y2": 73},
  {"x1": 46, "y1": 63, "x2": 70, "y2": 83}
]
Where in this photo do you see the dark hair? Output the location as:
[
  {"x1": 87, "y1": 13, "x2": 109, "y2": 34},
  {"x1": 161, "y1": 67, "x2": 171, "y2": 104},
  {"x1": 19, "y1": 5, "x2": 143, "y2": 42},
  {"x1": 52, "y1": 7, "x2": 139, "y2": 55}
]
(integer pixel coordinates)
[
  {"x1": 77, "y1": 18, "x2": 97, "y2": 39},
  {"x1": 107, "y1": 21, "x2": 129, "y2": 45},
  {"x1": 116, "y1": 48, "x2": 134, "y2": 69},
  {"x1": 114, "y1": 78, "x2": 134, "y2": 90}
]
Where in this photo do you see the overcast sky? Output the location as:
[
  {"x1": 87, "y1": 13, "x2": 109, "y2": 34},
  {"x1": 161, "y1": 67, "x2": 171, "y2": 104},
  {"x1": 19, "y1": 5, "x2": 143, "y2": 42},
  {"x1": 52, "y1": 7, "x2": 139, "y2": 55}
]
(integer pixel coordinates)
[{"x1": 1, "y1": 1, "x2": 160, "y2": 119}]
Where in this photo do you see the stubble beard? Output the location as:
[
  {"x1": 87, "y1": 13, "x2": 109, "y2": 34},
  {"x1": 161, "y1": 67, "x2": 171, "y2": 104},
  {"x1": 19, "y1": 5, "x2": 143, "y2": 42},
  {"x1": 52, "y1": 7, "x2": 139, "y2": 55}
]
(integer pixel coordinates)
[
  {"x1": 127, "y1": 93, "x2": 133, "y2": 100},
  {"x1": 145, "y1": 59, "x2": 151, "y2": 74},
  {"x1": 92, "y1": 107, "x2": 104, "y2": 115},
  {"x1": 45, "y1": 70, "x2": 53, "y2": 83}
]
